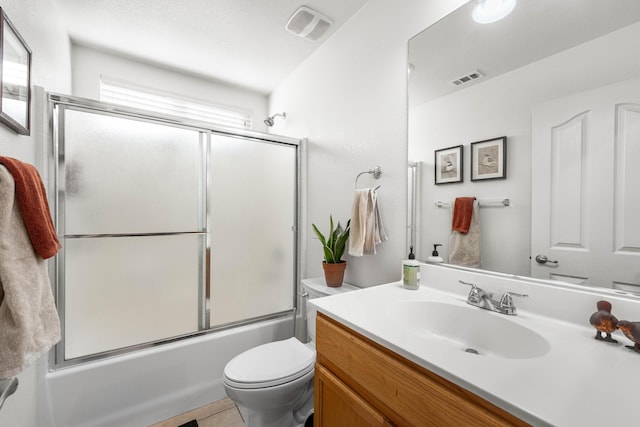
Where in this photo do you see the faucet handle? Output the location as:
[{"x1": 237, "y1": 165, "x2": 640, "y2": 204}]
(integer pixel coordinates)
[
  {"x1": 499, "y1": 292, "x2": 528, "y2": 313},
  {"x1": 459, "y1": 280, "x2": 486, "y2": 302},
  {"x1": 459, "y1": 280, "x2": 479, "y2": 293},
  {"x1": 459, "y1": 280, "x2": 476, "y2": 288}
]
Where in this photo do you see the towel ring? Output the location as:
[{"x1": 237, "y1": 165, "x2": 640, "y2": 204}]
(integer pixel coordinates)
[{"x1": 355, "y1": 166, "x2": 382, "y2": 189}]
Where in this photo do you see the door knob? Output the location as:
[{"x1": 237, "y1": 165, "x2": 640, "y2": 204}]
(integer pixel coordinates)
[{"x1": 535, "y1": 254, "x2": 558, "y2": 265}]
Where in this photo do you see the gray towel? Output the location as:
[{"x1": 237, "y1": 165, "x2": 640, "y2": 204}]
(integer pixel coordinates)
[
  {"x1": 0, "y1": 165, "x2": 61, "y2": 379},
  {"x1": 448, "y1": 200, "x2": 481, "y2": 267}
]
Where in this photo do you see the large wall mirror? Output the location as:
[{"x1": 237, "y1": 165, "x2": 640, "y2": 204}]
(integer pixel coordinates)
[{"x1": 408, "y1": 0, "x2": 640, "y2": 293}]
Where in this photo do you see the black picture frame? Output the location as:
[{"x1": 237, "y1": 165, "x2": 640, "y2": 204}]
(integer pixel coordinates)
[
  {"x1": 470, "y1": 136, "x2": 507, "y2": 181},
  {"x1": 434, "y1": 144, "x2": 463, "y2": 184},
  {"x1": 0, "y1": 8, "x2": 31, "y2": 136}
]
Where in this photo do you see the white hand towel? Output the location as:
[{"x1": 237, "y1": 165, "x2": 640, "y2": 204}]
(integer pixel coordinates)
[
  {"x1": 349, "y1": 188, "x2": 388, "y2": 257},
  {"x1": 0, "y1": 166, "x2": 61, "y2": 379}
]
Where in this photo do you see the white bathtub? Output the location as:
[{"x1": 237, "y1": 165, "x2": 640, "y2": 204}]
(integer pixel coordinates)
[{"x1": 41, "y1": 317, "x2": 294, "y2": 427}]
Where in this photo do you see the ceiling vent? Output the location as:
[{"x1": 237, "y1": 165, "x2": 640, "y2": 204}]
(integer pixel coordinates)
[
  {"x1": 285, "y1": 6, "x2": 332, "y2": 41},
  {"x1": 451, "y1": 70, "x2": 484, "y2": 86}
]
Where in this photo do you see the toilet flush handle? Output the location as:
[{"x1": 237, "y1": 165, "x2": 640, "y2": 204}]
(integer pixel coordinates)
[{"x1": 298, "y1": 290, "x2": 309, "y2": 320}]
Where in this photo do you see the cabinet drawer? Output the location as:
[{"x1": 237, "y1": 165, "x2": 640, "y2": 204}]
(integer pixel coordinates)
[{"x1": 316, "y1": 312, "x2": 528, "y2": 427}]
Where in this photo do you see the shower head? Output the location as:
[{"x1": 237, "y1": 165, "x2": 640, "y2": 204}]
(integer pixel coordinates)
[{"x1": 264, "y1": 112, "x2": 286, "y2": 127}]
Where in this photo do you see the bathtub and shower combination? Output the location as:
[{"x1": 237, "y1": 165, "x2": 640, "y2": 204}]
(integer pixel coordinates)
[{"x1": 42, "y1": 94, "x2": 303, "y2": 427}]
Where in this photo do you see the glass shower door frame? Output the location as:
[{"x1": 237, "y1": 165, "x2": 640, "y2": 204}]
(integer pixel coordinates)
[{"x1": 49, "y1": 94, "x2": 301, "y2": 369}]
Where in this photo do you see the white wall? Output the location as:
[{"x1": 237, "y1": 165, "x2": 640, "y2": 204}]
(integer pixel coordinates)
[
  {"x1": 410, "y1": 73, "x2": 533, "y2": 275},
  {"x1": 410, "y1": 21, "x2": 640, "y2": 276},
  {"x1": 268, "y1": 0, "x2": 467, "y2": 287},
  {"x1": 70, "y1": 44, "x2": 269, "y2": 132},
  {"x1": 0, "y1": 1, "x2": 71, "y2": 426}
]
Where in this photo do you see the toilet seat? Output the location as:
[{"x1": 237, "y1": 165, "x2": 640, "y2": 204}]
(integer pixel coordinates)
[{"x1": 223, "y1": 337, "x2": 315, "y2": 389}]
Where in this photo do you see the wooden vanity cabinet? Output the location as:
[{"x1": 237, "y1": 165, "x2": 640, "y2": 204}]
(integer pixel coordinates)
[{"x1": 314, "y1": 312, "x2": 529, "y2": 427}]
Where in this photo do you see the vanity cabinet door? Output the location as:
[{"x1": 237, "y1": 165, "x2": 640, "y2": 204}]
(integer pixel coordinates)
[{"x1": 314, "y1": 363, "x2": 393, "y2": 427}]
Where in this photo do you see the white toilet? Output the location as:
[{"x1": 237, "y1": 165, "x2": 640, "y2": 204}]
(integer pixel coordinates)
[{"x1": 223, "y1": 278, "x2": 359, "y2": 427}]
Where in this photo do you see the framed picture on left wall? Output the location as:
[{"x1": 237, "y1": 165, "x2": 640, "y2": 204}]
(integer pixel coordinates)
[
  {"x1": 434, "y1": 145, "x2": 463, "y2": 184},
  {"x1": 0, "y1": 8, "x2": 31, "y2": 135}
]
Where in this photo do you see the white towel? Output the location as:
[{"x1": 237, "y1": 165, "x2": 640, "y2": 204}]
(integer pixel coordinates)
[
  {"x1": 349, "y1": 188, "x2": 388, "y2": 256},
  {"x1": 448, "y1": 200, "x2": 481, "y2": 267},
  {"x1": 0, "y1": 166, "x2": 61, "y2": 379}
]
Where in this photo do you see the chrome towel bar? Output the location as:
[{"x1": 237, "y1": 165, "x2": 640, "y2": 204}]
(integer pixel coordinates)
[{"x1": 435, "y1": 198, "x2": 510, "y2": 208}]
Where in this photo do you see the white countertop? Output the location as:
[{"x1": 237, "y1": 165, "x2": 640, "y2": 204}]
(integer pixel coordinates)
[{"x1": 310, "y1": 276, "x2": 640, "y2": 427}]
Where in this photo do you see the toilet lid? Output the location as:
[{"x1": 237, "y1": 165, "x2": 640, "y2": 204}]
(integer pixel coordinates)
[{"x1": 223, "y1": 337, "x2": 315, "y2": 389}]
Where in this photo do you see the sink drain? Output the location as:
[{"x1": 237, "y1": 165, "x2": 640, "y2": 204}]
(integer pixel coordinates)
[{"x1": 464, "y1": 348, "x2": 479, "y2": 355}]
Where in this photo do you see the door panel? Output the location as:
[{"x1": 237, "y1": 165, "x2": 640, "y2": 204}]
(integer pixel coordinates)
[
  {"x1": 614, "y1": 103, "x2": 640, "y2": 252},
  {"x1": 550, "y1": 112, "x2": 588, "y2": 248}
]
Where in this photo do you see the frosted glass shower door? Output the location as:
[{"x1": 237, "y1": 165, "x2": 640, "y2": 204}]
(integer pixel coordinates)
[
  {"x1": 59, "y1": 107, "x2": 205, "y2": 360},
  {"x1": 64, "y1": 235, "x2": 202, "y2": 359},
  {"x1": 209, "y1": 135, "x2": 297, "y2": 326},
  {"x1": 63, "y1": 110, "x2": 204, "y2": 235}
]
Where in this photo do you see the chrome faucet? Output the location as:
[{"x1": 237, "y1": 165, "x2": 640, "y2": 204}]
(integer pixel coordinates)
[{"x1": 459, "y1": 280, "x2": 528, "y2": 315}]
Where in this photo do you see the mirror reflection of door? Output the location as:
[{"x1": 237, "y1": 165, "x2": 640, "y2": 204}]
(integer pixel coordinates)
[{"x1": 531, "y1": 76, "x2": 640, "y2": 292}]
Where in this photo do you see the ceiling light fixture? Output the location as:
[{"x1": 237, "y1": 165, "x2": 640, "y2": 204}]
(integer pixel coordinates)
[{"x1": 472, "y1": 0, "x2": 516, "y2": 24}]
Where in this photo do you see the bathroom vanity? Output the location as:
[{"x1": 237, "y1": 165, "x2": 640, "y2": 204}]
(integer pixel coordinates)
[
  {"x1": 310, "y1": 263, "x2": 640, "y2": 426},
  {"x1": 314, "y1": 313, "x2": 526, "y2": 426}
]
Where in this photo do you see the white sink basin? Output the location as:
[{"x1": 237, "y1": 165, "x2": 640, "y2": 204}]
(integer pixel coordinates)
[{"x1": 386, "y1": 300, "x2": 550, "y2": 359}]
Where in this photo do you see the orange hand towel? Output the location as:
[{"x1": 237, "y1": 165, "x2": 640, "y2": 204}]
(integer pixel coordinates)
[
  {"x1": 452, "y1": 197, "x2": 476, "y2": 234},
  {"x1": 0, "y1": 157, "x2": 61, "y2": 259}
]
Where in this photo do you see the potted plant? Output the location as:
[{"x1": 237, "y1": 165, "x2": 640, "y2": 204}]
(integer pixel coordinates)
[{"x1": 312, "y1": 215, "x2": 351, "y2": 287}]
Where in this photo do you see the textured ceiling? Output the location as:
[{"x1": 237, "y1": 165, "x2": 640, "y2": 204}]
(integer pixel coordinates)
[{"x1": 54, "y1": 0, "x2": 368, "y2": 94}]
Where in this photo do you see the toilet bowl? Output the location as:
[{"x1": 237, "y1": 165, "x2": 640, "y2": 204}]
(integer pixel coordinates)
[{"x1": 222, "y1": 278, "x2": 359, "y2": 427}]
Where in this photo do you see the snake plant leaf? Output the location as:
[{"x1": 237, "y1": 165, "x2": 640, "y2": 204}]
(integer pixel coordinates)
[
  {"x1": 312, "y1": 223, "x2": 334, "y2": 263},
  {"x1": 327, "y1": 215, "x2": 335, "y2": 253},
  {"x1": 312, "y1": 223, "x2": 327, "y2": 246},
  {"x1": 333, "y1": 219, "x2": 351, "y2": 261}
]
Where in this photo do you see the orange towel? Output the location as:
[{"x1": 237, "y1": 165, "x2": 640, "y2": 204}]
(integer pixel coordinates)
[
  {"x1": 0, "y1": 157, "x2": 61, "y2": 259},
  {"x1": 452, "y1": 197, "x2": 476, "y2": 234}
]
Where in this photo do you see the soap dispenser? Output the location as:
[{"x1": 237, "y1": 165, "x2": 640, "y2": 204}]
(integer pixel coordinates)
[
  {"x1": 402, "y1": 246, "x2": 420, "y2": 290},
  {"x1": 427, "y1": 244, "x2": 443, "y2": 263}
]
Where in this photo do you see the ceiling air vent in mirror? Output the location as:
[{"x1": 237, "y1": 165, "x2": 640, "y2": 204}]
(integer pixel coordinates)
[{"x1": 451, "y1": 70, "x2": 484, "y2": 86}]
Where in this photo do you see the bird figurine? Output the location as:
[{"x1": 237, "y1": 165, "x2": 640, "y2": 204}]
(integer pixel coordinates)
[
  {"x1": 616, "y1": 320, "x2": 640, "y2": 354},
  {"x1": 589, "y1": 300, "x2": 619, "y2": 343}
]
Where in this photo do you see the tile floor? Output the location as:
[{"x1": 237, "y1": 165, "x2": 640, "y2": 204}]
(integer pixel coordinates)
[{"x1": 149, "y1": 398, "x2": 244, "y2": 427}]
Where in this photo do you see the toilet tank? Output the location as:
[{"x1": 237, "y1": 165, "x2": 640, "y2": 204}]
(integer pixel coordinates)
[{"x1": 301, "y1": 277, "x2": 360, "y2": 343}]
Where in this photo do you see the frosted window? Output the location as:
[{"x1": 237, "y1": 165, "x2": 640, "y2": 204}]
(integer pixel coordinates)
[
  {"x1": 64, "y1": 234, "x2": 202, "y2": 359},
  {"x1": 63, "y1": 109, "x2": 204, "y2": 235},
  {"x1": 209, "y1": 135, "x2": 296, "y2": 326},
  {"x1": 101, "y1": 78, "x2": 252, "y2": 129}
]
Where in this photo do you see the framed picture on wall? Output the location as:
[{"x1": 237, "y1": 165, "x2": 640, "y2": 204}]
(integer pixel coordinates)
[
  {"x1": 434, "y1": 145, "x2": 463, "y2": 184},
  {"x1": 470, "y1": 136, "x2": 506, "y2": 181},
  {"x1": 0, "y1": 8, "x2": 31, "y2": 135}
]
